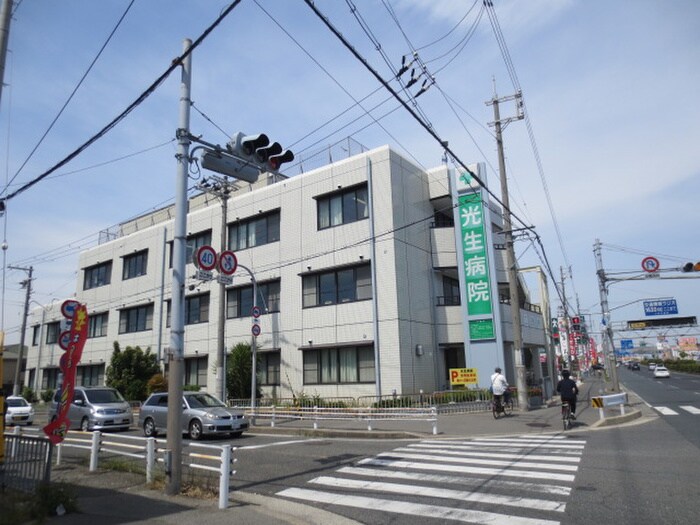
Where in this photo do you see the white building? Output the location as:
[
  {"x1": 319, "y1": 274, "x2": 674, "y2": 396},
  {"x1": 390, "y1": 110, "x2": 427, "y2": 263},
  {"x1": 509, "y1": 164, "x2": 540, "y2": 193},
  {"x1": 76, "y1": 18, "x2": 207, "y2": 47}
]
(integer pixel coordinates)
[{"x1": 25, "y1": 145, "x2": 553, "y2": 401}]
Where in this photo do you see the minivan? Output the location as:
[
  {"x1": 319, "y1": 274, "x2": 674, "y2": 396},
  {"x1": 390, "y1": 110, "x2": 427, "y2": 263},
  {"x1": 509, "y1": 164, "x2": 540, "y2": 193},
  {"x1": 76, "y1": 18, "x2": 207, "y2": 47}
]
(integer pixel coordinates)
[{"x1": 49, "y1": 386, "x2": 133, "y2": 432}]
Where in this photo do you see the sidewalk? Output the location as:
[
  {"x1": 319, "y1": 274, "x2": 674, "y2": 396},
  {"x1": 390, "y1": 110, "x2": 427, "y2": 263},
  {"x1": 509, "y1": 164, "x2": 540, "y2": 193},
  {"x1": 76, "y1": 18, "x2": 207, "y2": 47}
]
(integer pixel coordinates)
[{"x1": 45, "y1": 376, "x2": 648, "y2": 524}]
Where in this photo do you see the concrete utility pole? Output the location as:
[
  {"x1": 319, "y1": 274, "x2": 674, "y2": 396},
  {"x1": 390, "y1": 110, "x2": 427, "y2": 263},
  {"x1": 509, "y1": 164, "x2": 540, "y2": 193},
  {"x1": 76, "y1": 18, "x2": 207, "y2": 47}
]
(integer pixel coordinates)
[
  {"x1": 197, "y1": 176, "x2": 234, "y2": 402},
  {"x1": 560, "y1": 266, "x2": 571, "y2": 371},
  {"x1": 487, "y1": 89, "x2": 527, "y2": 410},
  {"x1": 8, "y1": 265, "x2": 32, "y2": 396},
  {"x1": 594, "y1": 239, "x2": 620, "y2": 391},
  {"x1": 0, "y1": 0, "x2": 14, "y2": 111},
  {"x1": 166, "y1": 38, "x2": 192, "y2": 496}
]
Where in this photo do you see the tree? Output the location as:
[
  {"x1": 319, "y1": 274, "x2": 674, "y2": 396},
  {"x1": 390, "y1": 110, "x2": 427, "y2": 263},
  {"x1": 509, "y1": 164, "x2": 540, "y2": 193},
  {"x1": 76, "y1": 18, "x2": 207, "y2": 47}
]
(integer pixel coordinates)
[
  {"x1": 226, "y1": 342, "x2": 261, "y2": 400},
  {"x1": 106, "y1": 342, "x2": 160, "y2": 401}
]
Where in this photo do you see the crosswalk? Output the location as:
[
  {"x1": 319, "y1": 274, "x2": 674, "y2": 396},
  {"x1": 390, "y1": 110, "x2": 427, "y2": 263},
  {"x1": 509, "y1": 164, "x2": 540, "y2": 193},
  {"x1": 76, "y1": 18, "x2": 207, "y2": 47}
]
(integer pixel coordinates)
[
  {"x1": 277, "y1": 435, "x2": 586, "y2": 524},
  {"x1": 653, "y1": 405, "x2": 700, "y2": 416}
]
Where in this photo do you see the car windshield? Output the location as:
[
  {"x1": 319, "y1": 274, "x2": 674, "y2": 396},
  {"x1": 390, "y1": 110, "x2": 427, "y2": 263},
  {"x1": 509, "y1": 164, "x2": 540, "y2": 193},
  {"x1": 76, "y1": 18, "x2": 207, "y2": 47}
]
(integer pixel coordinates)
[
  {"x1": 186, "y1": 393, "x2": 225, "y2": 409},
  {"x1": 656, "y1": 367, "x2": 667, "y2": 371},
  {"x1": 85, "y1": 389, "x2": 125, "y2": 403},
  {"x1": 7, "y1": 398, "x2": 28, "y2": 408}
]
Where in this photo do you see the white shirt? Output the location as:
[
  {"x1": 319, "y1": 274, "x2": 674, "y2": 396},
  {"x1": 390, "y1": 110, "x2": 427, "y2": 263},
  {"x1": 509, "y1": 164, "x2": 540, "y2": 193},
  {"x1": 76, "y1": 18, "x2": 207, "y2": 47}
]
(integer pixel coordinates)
[{"x1": 491, "y1": 372, "x2": 508, "y2": 395}]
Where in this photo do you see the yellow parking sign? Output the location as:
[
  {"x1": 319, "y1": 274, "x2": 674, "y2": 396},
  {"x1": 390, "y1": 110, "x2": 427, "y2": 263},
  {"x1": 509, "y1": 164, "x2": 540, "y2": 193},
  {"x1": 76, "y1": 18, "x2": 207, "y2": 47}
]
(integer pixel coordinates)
[{"x1": 449, "y1": 367, "x2": 479, "y2": 386}]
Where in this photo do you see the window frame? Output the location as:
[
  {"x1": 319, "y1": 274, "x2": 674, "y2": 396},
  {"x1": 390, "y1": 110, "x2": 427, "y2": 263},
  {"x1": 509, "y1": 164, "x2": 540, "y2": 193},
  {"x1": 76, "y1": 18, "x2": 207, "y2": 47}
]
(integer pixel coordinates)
[
  {"x1": 45, "y1": 322, "x2": 60, "y2": 345},
  {"x1": 118, "y1": 304, "x2": 154, "y2": 334},
  {"x1": 185, "y1": 293, "x2": 210, "y2": 325},
  {"x1": 303, "y1": 345, "x2": 375, "y2": 385},
  {"x1": 302, "y1": 264, "x2": 371, "y2": 308},
  {"x1": 258, "y1": 351, "x2": 281, "y2": 386},
  {"x1": 122, "y1": 250, "x2": 148, "y2": 280},
  {"x1": 228, "y1": 210, "x2": 281, "y2": 251},
  {"x1": 87, "y1": 312, "x2": 109, "y2": 338},
  {"x1": 226, "y1": 279, "x2": 280, "y2": 319},
  {"x1": 317, "y1": 184, "x2": 369, "y2": 230},
  {"x1": 83, "y1": 261, "x2": 112, "y2": 290}
]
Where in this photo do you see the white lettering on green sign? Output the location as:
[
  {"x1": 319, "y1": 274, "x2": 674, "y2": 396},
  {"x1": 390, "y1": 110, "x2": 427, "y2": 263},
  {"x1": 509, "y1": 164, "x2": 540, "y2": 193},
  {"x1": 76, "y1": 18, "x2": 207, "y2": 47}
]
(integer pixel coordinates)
[{"x1": 459, "y1": 193, "x2": 492, "y2": 316}]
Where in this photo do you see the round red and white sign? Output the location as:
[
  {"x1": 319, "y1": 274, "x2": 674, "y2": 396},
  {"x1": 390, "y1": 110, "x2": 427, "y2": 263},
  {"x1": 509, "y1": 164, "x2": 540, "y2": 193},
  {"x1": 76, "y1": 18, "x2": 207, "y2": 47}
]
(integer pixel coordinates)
[
  {"x1": 641, "y1": 256, "x2": 660, "y2": 273},
  {"x1": 251, "y1": 305, "x2": 262, "y2": 318},
  {"x1": 218, "y1": 250, "x2": 238, "y2": 275},
  {"x1": 251, "y1": 323, "x2": 261, "y2": 337},
  {"x1": 61, "y1": 300, "x2": 80, "y2": 319},
  {"x1": 194, "y1": 245, "x2": 217, "y2": 271}
]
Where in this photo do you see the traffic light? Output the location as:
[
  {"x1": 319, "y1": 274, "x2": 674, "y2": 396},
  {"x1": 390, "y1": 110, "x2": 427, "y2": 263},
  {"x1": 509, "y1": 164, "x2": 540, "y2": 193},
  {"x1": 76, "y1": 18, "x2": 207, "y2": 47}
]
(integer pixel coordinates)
[
  {"x1": 571, "y1": 316, "x2": 581, "y2": 332},
  {"x1": 681, "y1": 261, "x2": 700, "y2": 272},
  {"x1": 200, "y1": 149, "x2": 260, "y2": 183},
  {"x1": 227, "y1": 132, "x2": 294, "y2": 174}
]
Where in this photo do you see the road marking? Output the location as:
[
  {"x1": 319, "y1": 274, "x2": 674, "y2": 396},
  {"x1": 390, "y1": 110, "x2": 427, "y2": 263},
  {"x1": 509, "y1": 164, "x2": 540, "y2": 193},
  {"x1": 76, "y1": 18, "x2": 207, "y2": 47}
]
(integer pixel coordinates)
[
  {"x1": 336, "y1": 466, "x2": 573, "y2": 496},
  {"x1": 308, "y1": 475, "x2": 567, "y2": 512},
  {"x1": 277, "y1": 488, "x2": 561, "y2": 525},
  {"x1": 466, "y1": 439, "x2": 585, "y2": 450},
  {"x1": 680, "y1": 405, "x2": 700, "y2": 414},
  {"x1": 433, "y1": 437, "x2": 587, "y2": 445},
  {"x1": 358, "y1": 457, "x2": 577, "y2": 482},
  {"x1": 238, "y1": 438, "x2": 323, "y2": 450},
  {"x1": 654, "y1": 406, "x2": 678, "y2": 415},
  {"x1": 372, "y1": 451, "x2": 579, "y2": 472},
  {"x1": 403, "y1": 444, "x2": 582, "y2": 463}
]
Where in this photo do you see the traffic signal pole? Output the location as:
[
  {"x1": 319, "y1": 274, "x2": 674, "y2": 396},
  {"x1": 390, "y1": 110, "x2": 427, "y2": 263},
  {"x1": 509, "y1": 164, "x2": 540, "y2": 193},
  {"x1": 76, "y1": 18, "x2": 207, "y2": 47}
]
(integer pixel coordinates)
[{"x1": 166, "y1": 38, "x2": 192, "y2": 496}]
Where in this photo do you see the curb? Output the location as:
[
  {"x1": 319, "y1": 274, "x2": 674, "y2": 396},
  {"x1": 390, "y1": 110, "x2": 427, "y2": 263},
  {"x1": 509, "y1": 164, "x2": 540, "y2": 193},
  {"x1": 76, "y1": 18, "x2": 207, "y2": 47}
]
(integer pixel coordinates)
[{"x1": 589, "y1": 408, "x2": 642, "y2": 428}]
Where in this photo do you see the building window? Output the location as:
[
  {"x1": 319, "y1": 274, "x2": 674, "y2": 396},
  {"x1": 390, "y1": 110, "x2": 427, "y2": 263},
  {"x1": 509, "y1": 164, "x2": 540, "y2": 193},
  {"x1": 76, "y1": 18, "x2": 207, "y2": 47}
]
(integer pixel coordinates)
[
  {"x1": 43, "y1": 368, "x2": 60, "y2": 390},
  {"x1": 45, "y1": 322, "x2": 60, "y2": 344},
  {"x1": 83, "y1": 261, "x2": 112, "y2": 290},
  {"x1": 259, "y1": 352, "x2": 280, "y2": 386},
  {"x1": 88, "y1": 312, "x2": 109, "y2": 338},
  {"x1": 228, "y1": 210, "x2": 280, "y2": 251},
  {"x1": 119, "y1": 304, "x2": 153, "y2": 333},
  {"x1": 439, "y1": 275, "x2": 461, "y2": 306},
  {"x1": 78, "y1": 364, "x2": 103, "y2": 386},
  {"x1": 227, "y1": 280, "x2": 280, "y2": 318},
  {"x1": 317, "y1": 184, "x2": 369, "y2": 230},
  {"x1": 302, "y1": 264, "x2": 371, "y2": 308},
  {"x1": 433, "y1": 209, "x2": 454, "y2": 228},
  {"x1": 123, "y1": 250, "x2": 148, "y2": 280},
  {"x1": 185, "y1": 293, "x2": 210, "y2": 325},
  {"x1": 32, "y1": 325, "x2": 40, "y2": 346},
  {"x1": 303, "y1": 345, "x2": 375, "y2": 384},
  {"x1": 168, "y1": 230, "x2": 212, "y2": 268},
  {"x1": 185, "y1": 356, "x2": 207, "y2": 388}
]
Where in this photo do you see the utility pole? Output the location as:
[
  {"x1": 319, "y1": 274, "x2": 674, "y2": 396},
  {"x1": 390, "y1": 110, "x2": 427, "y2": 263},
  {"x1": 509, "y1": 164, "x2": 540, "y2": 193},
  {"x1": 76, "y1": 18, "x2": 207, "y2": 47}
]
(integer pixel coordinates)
[
  {"x1": 487, "y1": 88, "x2": 526, "y2": 410},
  {"x1": 594, "y1": 239, "x2": 620, "y2": 391},
  {"x1": 197, "y1": 175, "x2": 234, "y2": 402},
  {"x1": 8, "y1": 265, "x2": 32, "y2": 396},
  {"x1": 560, "y1": 266, "x2": 571, "y2": 371},
  {"x1": 0, "y1": 0, "x2": 14, "y2": 111},
  {"x1": 166, "y1": 38, "x2": 192, "y2": 496}
]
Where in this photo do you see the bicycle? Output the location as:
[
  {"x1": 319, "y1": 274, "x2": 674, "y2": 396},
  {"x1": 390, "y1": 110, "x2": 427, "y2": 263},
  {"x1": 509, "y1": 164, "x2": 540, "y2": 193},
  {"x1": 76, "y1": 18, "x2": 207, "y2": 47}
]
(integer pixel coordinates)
[
  {"x1": 561, "y1": 401, "x2": 573, "y2": 430},
  {"x1": 492, "y1": 392, "x2": 514, "y2": 419}
]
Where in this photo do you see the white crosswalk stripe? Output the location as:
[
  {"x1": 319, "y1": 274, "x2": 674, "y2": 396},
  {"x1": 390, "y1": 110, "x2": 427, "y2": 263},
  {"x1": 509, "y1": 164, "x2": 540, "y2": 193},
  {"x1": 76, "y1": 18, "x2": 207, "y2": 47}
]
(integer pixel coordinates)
[
  {"x1": 277, "y1": 434, "x2": 586, "y2": 524},
  {"x1": 679, "y1": 405, "x2": 700, "y2": 415},
  {"x1": 655, "y1": 406, "x2": 679, "y2": 415}
]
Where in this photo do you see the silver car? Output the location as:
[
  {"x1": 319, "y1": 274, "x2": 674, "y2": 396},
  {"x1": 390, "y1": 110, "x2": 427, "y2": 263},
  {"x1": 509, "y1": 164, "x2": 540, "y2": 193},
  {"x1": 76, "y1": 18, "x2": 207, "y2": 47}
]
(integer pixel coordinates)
[
  {"x1": 4, "y1": 396, "x2": 35, "y2": 426},
  {"x1": 48, "y1": 386, "x2": 133, "y2": 432},
  {"x1": 138, "y1": 391, "x2": 248, "y2": 440}
]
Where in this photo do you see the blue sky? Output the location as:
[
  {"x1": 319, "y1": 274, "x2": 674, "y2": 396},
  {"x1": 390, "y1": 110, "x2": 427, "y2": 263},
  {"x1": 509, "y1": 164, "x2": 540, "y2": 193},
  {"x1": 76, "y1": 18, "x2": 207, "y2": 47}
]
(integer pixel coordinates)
[{"x1": 1, "y1": 0, "x2": 699, "y2": 348}]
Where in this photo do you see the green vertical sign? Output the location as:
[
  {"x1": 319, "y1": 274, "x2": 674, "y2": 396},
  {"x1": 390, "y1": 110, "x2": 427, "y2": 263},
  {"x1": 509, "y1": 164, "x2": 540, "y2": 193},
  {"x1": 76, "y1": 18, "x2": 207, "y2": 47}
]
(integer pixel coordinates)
[{"x1": 458, "y1": 192, "x2": 493, "y2": 316}]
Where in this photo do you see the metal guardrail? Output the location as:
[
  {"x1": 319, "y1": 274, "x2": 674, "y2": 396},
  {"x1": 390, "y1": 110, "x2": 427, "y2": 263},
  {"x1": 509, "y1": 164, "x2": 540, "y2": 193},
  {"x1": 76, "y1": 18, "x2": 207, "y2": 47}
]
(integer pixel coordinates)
[
  {"x1": 7, "y1": 427, "x2": 236, "y2": 510},
  {"x1": 1, "y1": 428, "x2": 53, "y2": 493},
  {"x1": 251, "y1": 405, "x2": 439, "y2": 434}
]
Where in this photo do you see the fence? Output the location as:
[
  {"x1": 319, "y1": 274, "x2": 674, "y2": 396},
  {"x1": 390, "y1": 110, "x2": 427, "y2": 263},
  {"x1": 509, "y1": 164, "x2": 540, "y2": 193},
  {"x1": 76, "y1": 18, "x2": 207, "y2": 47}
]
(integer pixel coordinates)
[
  {"x1": 7, "y1": 427, "x2": 236, "y2": 510},
  {"x1": 252, "y1": 405, "x2": 438, "y2": 434},
  {"x1": 1, "y1": 427, "x2": 53, "y2": 493}
]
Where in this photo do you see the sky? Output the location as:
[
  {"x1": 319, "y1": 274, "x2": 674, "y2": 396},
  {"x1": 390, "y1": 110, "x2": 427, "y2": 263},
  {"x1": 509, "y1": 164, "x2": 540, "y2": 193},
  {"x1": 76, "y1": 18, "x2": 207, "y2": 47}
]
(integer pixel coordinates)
[{"x1": 0, "y1": 0, "x2": 698, "y2": 350}]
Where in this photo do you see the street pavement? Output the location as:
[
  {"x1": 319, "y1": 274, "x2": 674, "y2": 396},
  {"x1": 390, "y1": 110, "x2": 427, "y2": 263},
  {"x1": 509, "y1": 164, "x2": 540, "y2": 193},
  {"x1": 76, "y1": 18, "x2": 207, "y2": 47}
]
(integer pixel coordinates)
[{"x1": 45, "y1": 375, "x2": 653, "y2": 524}]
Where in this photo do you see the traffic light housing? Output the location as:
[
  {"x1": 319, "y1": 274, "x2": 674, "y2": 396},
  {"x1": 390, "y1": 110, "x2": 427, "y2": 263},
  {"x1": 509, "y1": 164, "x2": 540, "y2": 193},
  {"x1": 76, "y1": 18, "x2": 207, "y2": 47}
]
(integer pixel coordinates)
[
  {"x1": 268, "y1": 149, "x2": 294, "y2": 171},
  {"x1": 571, "y1": 316, "x2": 581, "y2": 332},
  {"x1": 682, "y1": 261, "x2": 700, "y2": 272},
  {"x1": 227, "y1": 132, "x2": 294, "y2": 174},
  {"x1": 200, "y1": 149, "x2": 260, "y2": 183}
]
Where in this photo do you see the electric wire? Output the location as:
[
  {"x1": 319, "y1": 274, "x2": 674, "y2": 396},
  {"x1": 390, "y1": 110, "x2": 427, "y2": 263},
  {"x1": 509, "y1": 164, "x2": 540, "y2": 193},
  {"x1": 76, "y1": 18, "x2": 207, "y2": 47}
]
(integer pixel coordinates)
[
  {"x1": 0, "y1": 0, "x2": 243, "y2": 204},
  {"x1": 1, "y1": 0, "x2": 136, "y2": 196}
]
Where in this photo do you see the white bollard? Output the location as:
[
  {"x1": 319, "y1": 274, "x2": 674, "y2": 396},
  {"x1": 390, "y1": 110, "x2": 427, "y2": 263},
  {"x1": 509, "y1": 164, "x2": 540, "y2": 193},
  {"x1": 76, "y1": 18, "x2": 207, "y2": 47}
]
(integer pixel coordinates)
[
  {"x1": 219, "y1": 445, "x2": 231, "y2": 510},
  {"x1": 146, "y1": 437, "x2": 156, "y2": 484},
  {"x1": 89, "y1": 431, "x2": 100, "y2": 472}
]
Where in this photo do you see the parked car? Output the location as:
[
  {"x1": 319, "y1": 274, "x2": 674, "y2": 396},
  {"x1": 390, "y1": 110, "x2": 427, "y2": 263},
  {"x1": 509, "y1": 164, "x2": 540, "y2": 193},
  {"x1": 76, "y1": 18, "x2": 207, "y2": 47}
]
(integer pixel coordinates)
[
  {"x1": 138, "y1": 391, "x2": 248, "y2": 440},
  {"x1": 653, "y1": 366, "x2": 670, "y2": 378},
  {"x1": 4, "y1": 395, "x2": 35, "y2": 426},
  {"x1": 48, "y1": 386, "x2": 133, "y2": 432},
  {"x1": 630, "y1": 362, "x2": 640, "y2": 370}
]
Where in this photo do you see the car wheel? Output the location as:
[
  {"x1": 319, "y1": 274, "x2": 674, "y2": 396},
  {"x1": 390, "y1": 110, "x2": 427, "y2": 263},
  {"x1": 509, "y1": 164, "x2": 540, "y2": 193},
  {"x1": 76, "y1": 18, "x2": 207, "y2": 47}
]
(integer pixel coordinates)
[
  {"x1": 188, "y1": 420, "x2": 203, "y2": 440},
  {"x1": 80, "y1": 417, "x2": 90, "y2": 432},
  {"x1": 143, "y1": 417, "x2": 158, "y2": 438}
]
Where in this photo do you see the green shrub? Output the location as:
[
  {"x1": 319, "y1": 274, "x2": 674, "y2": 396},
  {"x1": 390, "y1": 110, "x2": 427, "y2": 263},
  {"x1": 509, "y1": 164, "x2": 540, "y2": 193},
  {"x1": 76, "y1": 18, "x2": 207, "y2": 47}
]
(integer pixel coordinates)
[
  {"x1": 21, "y1": 386, "x2": 36, "y2": 402},
  {"x1": 41, "y1": 389, "x2": 54, "y2": 402}
]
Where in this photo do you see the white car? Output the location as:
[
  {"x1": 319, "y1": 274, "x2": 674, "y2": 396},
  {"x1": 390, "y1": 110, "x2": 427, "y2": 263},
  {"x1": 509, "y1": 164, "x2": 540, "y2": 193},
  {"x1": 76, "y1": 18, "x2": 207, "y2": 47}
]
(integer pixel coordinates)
[
  {"x1": 4, "y1": 395, "x2": 35, "y2": 426},
  {"x1": 653, "y1": 366, "x2": 670, "y2": 378}
]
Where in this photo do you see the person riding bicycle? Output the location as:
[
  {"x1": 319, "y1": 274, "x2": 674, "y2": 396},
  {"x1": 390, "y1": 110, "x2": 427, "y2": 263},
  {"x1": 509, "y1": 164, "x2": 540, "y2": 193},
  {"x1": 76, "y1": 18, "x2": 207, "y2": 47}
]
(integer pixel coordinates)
[
  {"x1": 490, "y1": 367, "x2": 509, "y2": 409},
  {"x1": 556, "y1": 370, "x2": 579, "y2": 419}
]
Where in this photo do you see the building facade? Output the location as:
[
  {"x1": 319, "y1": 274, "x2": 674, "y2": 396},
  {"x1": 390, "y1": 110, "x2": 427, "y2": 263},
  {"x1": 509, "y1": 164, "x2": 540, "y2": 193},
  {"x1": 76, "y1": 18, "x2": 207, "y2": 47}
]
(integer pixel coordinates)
[{"x1": 24, "y1": 146, "x2": 553, "y2": 401}]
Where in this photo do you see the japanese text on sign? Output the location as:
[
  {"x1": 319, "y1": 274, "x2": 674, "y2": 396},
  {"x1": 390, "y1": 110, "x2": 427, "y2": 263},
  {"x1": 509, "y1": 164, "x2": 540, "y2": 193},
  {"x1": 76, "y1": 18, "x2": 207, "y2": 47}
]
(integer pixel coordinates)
[{"x1": 449, "y1": 368, "x2": 479, "y2": 386}]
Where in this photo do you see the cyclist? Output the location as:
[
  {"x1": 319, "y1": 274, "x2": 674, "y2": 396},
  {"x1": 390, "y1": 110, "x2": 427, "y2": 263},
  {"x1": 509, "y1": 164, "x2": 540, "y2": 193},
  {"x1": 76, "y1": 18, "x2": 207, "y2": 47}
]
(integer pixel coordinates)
[
  {"x1": 490, "y1": 367, "x2": 509, "y2": 409},
  {"x1": 556, "y1": 370, "x2": 579, "y2": 419}
]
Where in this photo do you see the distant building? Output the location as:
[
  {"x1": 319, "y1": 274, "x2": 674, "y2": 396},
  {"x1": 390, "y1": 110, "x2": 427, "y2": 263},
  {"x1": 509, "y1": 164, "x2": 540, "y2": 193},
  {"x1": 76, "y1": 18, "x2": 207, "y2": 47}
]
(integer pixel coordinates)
[{"x1": 23, "y1": 146, "x2": 553, "y2": 400}]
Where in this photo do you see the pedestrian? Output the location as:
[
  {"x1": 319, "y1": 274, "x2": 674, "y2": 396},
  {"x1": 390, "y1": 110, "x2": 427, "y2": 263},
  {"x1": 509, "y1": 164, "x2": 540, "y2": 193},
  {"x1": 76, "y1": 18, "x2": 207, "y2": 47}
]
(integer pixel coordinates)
[{"x1": 556, "y1": 370, "x2": 579, "y2": 418}]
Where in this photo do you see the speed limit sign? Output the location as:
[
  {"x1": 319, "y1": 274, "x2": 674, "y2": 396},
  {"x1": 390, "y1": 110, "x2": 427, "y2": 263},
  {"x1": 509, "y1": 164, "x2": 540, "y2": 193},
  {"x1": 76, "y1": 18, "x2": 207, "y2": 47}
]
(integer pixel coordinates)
[
  {"x1": 218, "y1": 250, "x2": 238, "y2": 275},
  {"x1": 194, "y1": 245, "x2": 217, "y2": 271}
]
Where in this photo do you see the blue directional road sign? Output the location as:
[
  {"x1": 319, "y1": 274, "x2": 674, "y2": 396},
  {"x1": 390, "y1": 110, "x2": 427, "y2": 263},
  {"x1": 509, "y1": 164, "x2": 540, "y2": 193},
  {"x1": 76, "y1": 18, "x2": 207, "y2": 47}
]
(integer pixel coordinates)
[
  {"x1": 621, "y1": 339, "x2": 634, "y2": 350},
  {"x1": 643, "y1": 299, "x2": 678, "y2": 316}
]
